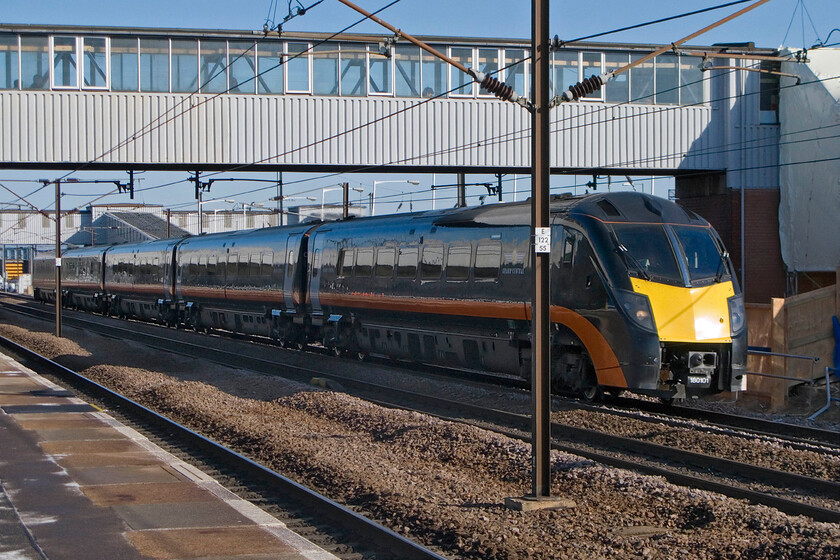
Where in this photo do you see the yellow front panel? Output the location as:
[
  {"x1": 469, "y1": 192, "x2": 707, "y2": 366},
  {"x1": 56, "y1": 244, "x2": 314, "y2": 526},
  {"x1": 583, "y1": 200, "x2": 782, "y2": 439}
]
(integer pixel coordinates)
[{"x1": 630, "y1": 279, "x2": 735, "y2": 343}]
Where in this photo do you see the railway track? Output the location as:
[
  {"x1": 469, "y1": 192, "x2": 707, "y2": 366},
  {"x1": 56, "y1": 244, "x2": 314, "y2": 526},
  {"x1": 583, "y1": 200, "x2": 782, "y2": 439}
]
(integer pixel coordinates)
[
  {"x1": 0, "y1": 332, "x2": 447, "y2": 560},
  {"x1": 4, "y1": 296, "x2": 839, "y2": 523},
  {"x1": 10, "y1": 294, "x2": 837, "y2": 448}
]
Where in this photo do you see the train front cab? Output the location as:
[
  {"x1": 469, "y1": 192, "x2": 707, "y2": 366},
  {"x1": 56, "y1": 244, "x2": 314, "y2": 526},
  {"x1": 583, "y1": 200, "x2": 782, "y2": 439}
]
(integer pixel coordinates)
[{"x1": 569, "y1": 194, "x2": 747, "y2": 400}]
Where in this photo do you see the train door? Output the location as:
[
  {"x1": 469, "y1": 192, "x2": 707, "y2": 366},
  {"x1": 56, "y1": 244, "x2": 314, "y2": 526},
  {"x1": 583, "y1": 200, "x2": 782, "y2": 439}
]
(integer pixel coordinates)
[
  {"x1": 310, "y1": 247, "x2": 323, "y2": 317},
  {"x1": 283, "y1": 234, "x2": 301, "y2": 313}
]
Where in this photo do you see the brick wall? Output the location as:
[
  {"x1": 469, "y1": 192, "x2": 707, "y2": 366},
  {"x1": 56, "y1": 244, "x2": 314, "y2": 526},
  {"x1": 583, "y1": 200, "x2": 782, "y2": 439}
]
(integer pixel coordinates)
[{"x1": 676, "y1": 175, "x2": 786, "y2": 303}]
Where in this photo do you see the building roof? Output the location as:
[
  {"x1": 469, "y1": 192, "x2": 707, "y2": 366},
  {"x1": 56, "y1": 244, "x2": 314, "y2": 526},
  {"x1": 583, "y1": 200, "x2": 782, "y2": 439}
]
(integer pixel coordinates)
[
  {"x1": 110, "y1": 212, "x2": 190, "y2": 240},
  {"x1": 65, "y1": 212, "x2": 190, "y2": 246}
]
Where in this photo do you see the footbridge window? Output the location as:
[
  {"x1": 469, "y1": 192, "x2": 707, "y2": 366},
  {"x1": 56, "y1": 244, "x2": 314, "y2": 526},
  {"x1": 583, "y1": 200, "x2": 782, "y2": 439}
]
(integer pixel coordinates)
[
  {"x1": 0, "y1": 35, "x2": 18, "y2": 89},
  {"x1": 2, "y1": 30, "x2": 710, "y2": 106}
]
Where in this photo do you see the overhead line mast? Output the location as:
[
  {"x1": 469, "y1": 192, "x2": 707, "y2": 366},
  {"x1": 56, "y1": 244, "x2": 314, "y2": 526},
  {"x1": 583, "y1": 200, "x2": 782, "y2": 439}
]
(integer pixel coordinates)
[{"x1": 336, "y1": 0, "x2": 775, "y2": 502}]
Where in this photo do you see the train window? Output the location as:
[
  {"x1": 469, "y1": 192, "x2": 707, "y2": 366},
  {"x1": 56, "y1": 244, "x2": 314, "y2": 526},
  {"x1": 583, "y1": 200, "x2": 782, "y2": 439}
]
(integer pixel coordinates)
[
  {"x1": 355, "y1": 249, "x2": 373, "y2": 277},
  {"x1": 207, "y1": 256, "x2": 217, "y2": 280},
  {"x1": 188, "y1": 256, "x2": 198, "y2": 277},
  {"x1": 612, "y1": 224, "x2": 682, "y2": 283},
  {"x1": 474, "y1": 242, "x2": 501, "y2": 281},
  {"x1": 249, "y1": 254, "x2": 260, "y2": 278},
  {"x1": 396, "y1": 247, "x2": 418, "y2": 279},
  {"x1": 672, "y1": 226, "x2": 725, "y2": 282},
  {"x1": 312, "y1": 250, "x2": 321, "y2": 278},
  {"x1": 446, "y1": 245, "x2": 471, "y2": 282},
  {"x1": 562, "y1": 231, "x2": 576, "y2": 265},
  {"x1": 198, "y1": 256, "x2": 207, "y2": 280},
  {"x1": 337, "y1": 248, "x2": 353, "y2": 277},
  {"x1": 228, "y1": 254, "x2": 239, "y2": 280},
  {"x1": 238, "y1": 254, "x2": 250, "y2": 277},
  {"x1": 420, "y1": 245, "x2": 443, "y2": 281},
  {"x1": 375, "y1": 248, "x2": 395, "y2": 278},
  {"x1": 286, "y1": 250, "x2": 296, "y2": 275},
  {"x1": 261, "y1": 252, "x2": 273, "y2": 277}
]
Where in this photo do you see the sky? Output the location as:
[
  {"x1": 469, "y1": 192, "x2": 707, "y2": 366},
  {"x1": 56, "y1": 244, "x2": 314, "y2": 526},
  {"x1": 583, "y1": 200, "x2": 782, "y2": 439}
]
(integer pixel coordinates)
[{"x1": 2, "y1": 0, "x2": 839, "y2": 214}]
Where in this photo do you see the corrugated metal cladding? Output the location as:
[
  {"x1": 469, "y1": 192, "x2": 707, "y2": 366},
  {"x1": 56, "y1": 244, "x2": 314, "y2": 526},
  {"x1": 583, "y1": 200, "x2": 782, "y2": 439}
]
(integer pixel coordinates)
[{"x1": 0, "y1": 89, "x2": 730, "y2": 172}]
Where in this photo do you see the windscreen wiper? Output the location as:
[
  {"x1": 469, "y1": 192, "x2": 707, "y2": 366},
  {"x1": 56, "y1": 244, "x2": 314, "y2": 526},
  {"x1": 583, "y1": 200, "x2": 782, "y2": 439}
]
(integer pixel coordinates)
[
  {"x1": 616, "y1": 243, "x2": 650, "y2": 281},
  {"x1": 715, "y1": 250, "x2": 730, "y2": 282}
]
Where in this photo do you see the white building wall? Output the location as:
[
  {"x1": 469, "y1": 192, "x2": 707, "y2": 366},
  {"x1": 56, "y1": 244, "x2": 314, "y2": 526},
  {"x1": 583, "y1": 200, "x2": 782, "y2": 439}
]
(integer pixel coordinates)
[
  {"x1": 1, "y1": 90, "x2": 737, "y2": 172},
  {"x1": 779, "y1": 48, "x2": 840, "y2": 272}
]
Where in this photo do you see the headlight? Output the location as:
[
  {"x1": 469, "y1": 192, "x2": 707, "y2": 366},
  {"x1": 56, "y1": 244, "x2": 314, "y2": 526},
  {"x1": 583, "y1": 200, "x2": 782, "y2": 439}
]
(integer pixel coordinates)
[
  {"x1": 728, "y1": 294, "x2": 746, "y2": 335},
  {"x1": 616, "y1": 289, "x2": 657, "y2": 333}
]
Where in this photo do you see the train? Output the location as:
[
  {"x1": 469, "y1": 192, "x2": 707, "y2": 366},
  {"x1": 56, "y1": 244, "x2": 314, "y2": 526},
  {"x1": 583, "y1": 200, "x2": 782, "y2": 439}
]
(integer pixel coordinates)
[{"x1": 33, "y1": 191, "x2": 747, "y2": 401}]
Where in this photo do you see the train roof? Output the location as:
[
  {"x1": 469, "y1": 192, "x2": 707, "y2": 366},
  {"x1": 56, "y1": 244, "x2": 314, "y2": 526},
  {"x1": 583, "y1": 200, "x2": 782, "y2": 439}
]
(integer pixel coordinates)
[
  {"x1": 426, "y1": 192, "x2": 708, "y2": 228},
  {"x1": 569, "y1": 192, "x2": 709, "y2": 225}
]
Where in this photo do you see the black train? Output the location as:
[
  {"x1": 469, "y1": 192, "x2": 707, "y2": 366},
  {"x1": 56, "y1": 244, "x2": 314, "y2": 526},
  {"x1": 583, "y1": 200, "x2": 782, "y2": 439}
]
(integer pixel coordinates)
[{"x1": 33, "y1": 192, "x2": 746, "y2": 401}]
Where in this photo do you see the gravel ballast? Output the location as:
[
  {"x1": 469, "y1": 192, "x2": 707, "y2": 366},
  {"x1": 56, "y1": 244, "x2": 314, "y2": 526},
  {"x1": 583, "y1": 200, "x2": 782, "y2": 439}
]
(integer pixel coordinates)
[{"x1": 1, "y1": 320, "x2": 839, "y2": 559}]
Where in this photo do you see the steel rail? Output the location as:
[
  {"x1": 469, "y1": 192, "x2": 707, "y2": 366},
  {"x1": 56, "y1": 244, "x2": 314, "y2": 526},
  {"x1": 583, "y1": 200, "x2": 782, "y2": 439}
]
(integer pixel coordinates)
[
  {"x1": 362, "y1": 394, "x2": 840, "y2": 523},
  {"x1": 0, "y1": 333, "x2": 448, "y2": 560},
  {"x1": 8, "y1": 296, "x2": 837, "y2": 449},
  {"x1": 6, "y1": 298, "x2": 839, "y2": 520},
  {"x1": 609, "y1": 396, "x2": 840, "y2": 449}
]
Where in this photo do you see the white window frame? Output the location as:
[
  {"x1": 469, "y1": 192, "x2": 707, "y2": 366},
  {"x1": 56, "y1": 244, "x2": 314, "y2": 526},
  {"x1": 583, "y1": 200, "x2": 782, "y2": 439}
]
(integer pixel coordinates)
[
  {"x1": 197, "y1": 38, "x2": 229, "y2": 94},
  {"x1": 579, "y1": 51, "x2": 604, "y2": 102},
  {"x1": 501, "y1": 47, "x2": 529, "y2": 101},
  {"x1": 284, "y1": 41, "x2": 312, "y2": 94},
  {"x1": 448, "y1": 46, "x2": 475, "y2": 98},
  {"x1": 50, "y1": 35, "x2": 80, "y2": 90},
  {"x1": 81, "y1": 36, "x2": 109, "y2": 90},
  {"x1": 366, "y1": 43, "x2": 394, "y2": 97},
  {"x1": 476, "y1": 47, "x2": 500, "y2": 99}
]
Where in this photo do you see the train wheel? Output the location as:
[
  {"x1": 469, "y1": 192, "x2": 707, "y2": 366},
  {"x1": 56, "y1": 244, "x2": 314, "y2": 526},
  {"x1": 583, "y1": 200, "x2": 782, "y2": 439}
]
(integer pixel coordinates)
[
  {"x1": 579, "y1": 365, "x2": 602, "y2": 402},
  {"x1": 580, "y1": 383, "x2": 602, "y2": 403}
]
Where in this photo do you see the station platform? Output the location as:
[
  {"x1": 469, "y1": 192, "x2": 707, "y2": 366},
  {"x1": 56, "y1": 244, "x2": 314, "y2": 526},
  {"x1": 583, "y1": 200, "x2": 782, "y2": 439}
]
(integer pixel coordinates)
[{"x1": 0, "y1": 350, "x2": 338, "y2": 560}]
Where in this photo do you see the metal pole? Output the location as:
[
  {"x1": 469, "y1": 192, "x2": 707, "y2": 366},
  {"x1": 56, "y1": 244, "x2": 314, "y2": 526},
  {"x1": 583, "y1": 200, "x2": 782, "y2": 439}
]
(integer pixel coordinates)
[
  {"x1": 372, "y1": 182, "x2": 378, "y2": 216},
  {"x1": 166, "y1": 209, "x2": 171, "y2": 238},
  {"x1": 277, "y1": 171, "x2": 284, "y2": 225},
  {"x1": 457, "y1": 173, "x2": 467, "y2": 208},
  {"x1": 54, "y1": 180, "x2": 62, "y2": 338},
  {"x1": 342, "y1": 182, "x2": 350, "y2": 219},
  {"x1": 197, "y1": 187, "x2": 203, "y2": 235},
  {"x1": 531, "y1": 0, "x2": 551, "y2": 498}
]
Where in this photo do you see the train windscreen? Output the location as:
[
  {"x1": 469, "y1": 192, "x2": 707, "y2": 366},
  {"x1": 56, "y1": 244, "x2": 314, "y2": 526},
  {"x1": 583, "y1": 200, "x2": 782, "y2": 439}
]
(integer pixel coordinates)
[
  {"x1": 672, "y1": 225, "x2": 728, "y2": 283},
  {"x1": 611, "y1": 224, "x2": 682, "y2": 284}
]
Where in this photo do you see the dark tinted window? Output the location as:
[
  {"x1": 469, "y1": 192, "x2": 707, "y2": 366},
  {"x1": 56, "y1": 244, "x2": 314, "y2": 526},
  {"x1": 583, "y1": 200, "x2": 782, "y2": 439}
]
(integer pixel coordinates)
[
  {"x1": 612, "y1": 224, "x2": 681, "y2": 283},
  {"x1": 420, "y1": 245, "x2": 443, "y2": 281},
  {"x1": 337, "y1": 248, "x2": 353, "y2": 277},
  {"x1": 375, "y1": 248, "x2": 395, "y2": 278},
  {"x1": 396, "y1": 247, "x2": 418, "y2": 279},
  {"x1": 446, "y1": 245, "x2": 471, "y2": 282},
  {"x1": 355, "y1": 249, "x2": 373, "y2": 277},
  {"x1": 261, "y1": 252, "x2": 273, "y2": 277},
  {"x1": 474, "y1": 242, "x2": 501, "y2": 281},
  {"x1": 673, "y1": 225, "x2": 725, "y2": 282}
]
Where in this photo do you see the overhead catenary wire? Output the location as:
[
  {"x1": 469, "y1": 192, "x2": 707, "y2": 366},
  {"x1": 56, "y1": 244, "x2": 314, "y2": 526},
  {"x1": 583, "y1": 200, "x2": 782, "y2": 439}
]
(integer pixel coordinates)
[
  {"x1": 80, "y1": 0, "x2": 787, "y2": 205},
  {"x1": 20, "y1": 0, "x2": 404, "y2": 218},
  {"x1": 3, "y1": 0, "x2": 812, "y2": 219},
  {"x1": 151, "y1": 69, "x2": 839, "y2": 215},
  {"x1": 8, "y1": 64, "x2": 835, "y2": 220}
]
